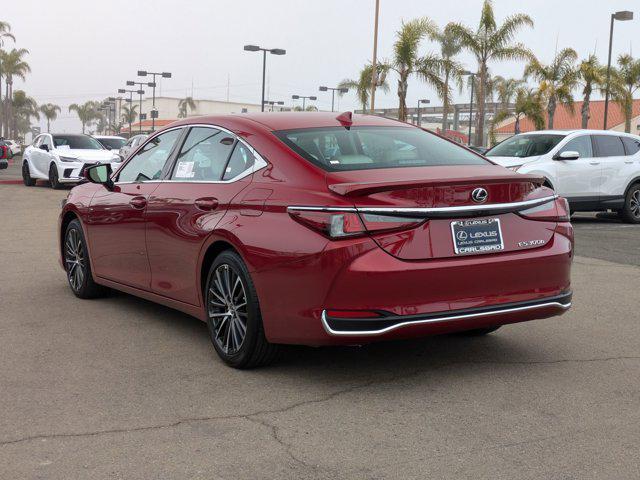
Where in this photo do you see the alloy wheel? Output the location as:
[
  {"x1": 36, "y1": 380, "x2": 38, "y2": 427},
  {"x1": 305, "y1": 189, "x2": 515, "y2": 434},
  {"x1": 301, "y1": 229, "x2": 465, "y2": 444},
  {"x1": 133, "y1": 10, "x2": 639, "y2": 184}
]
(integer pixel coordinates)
[
  {"x1": 65, "y1": 229, "x2": 85, "y2": 291},
  {"x1": 630, "y1": 189, "x2": 640, "y2": 219},
  {"x1": 208, "y1": 264, "x2": 248, "y2": 355}
]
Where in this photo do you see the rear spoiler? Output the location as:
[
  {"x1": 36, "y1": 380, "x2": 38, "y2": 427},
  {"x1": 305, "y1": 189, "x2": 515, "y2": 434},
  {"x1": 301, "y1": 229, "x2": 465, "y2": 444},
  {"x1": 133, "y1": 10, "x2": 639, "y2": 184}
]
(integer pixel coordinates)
[{"x1": 328, "y1": 174, "x2": 545, "y2": 197}]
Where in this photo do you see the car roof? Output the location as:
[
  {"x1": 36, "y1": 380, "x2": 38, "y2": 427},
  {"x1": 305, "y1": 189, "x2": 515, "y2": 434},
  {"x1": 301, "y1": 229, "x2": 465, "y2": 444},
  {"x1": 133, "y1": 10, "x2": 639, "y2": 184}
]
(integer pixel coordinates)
[
  {"x1": 515, "y1": 129, "x2": 637, "y2": 136},
  {"x1": 166, "y1": 112, "x2": 409, "y2": 132},
  {"x1": 93, "y1": 135, "x2": 125, "y2": 139}
]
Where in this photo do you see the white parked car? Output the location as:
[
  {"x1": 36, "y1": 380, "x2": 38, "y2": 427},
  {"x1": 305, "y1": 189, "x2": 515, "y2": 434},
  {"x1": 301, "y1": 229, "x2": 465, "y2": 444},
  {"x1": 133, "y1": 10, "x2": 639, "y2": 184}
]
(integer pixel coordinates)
[
  {"x1": 22, "y1": 133, "x2": 121, "y2": 189},
  {"x1": 486, "y1": 129, "x2": 640, "y2": 223},
  {"x1": 119, "y1": 134, "x2": 148, "y2": 161},
  {"x1": 93, "y1": 135, "x2": 127, "y2": 155}
]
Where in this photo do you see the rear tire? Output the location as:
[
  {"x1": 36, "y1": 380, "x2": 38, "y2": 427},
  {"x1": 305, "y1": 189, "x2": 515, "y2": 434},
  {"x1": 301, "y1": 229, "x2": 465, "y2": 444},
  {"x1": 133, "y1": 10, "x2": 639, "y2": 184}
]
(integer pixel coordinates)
[
  {"x1": 49, "y1": 163, "x2": 62, "y2": 189},
  {"x1": 621, "y1": 184, "x2": 640, "y2": 224},
  {"x1": 64, "y1": 219, "x2": 109, "y2": 299},
  {"x1": 455, "y1": 326, "x2": 502, "y2": 336},
  {"x1": 22, "y1": 161, "x2": 36, "y2": 186},
  {"x1": 205, "y1": 250, "x2": 278, "y2": 369}
]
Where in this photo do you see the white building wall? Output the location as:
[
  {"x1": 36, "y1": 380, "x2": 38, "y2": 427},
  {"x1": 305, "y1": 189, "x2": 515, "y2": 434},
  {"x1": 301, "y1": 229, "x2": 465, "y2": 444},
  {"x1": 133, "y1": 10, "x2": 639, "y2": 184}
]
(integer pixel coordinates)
[{"x1": 131, "y1": 97, "x2": 280, "y2": 120}]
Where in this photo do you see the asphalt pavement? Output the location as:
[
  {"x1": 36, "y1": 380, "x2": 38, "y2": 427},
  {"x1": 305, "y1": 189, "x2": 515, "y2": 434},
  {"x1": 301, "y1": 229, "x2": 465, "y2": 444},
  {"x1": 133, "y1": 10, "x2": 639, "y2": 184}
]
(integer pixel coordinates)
[{"x1": 1, "y1": 183, "x2": 639, "y2": 479}]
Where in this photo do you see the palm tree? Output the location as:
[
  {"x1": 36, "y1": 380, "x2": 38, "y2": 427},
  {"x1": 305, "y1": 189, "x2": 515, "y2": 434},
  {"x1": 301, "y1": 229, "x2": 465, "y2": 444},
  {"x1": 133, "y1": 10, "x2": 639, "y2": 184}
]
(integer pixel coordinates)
[
  {"x1": 610, "y1": 54, "x2": 640, "y2": 133},
  {"x1": 177, "y1": 96, "x2": 196, "y2": 118},
  {"x1": 449, "y1": 0, "x2": 533, "y2": 145},
  {"x1": 39, "y1": 103, "x2": 61, "y2": 132},
  {"x1": 69, "y1": 101, "x2": 99, "y2": 134},
  {"x1": 121, "y1": 104, "x2": 138, "y2": 133},
  {"x1": 0, "y1": 21, "x2": 16, "y2": 136},
  {"x1": 513, "y1": 87, "x2": 545, "y2": 133},
  {"x1": 577, "y1": 55, "x2": 605, "y2": 129},
  {"x1": 11, "y1": 90, "x2": 39, "y2": 140},
  {"x1": 431, "y1": 23, "x2": 465, "y2": 131},
  {"x1": 293, "y1": 105, "x2": 319, "y2": 112},
  {"x1": 391, "y1": 18, "x2": 446, "y2": 122},
  {"x1": 525, "y1": 48, "x2": 578, "y2": 129},
  {"x1": 488, "y1": 76, "x2": 523, "y2": 144},
  {"x1": 338, "y1": 63, "x2": 390, "y2": 111},
  {"x1": 1, "y1": 47, "x2": 30, "y2": 138}
]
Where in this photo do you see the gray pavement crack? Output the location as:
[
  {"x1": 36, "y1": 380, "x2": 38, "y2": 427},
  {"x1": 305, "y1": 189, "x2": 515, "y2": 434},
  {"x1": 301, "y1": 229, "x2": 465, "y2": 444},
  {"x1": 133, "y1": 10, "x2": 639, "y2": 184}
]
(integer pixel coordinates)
[{"x1": 1, "y1": 355, "x2": 638, "y2": 450}]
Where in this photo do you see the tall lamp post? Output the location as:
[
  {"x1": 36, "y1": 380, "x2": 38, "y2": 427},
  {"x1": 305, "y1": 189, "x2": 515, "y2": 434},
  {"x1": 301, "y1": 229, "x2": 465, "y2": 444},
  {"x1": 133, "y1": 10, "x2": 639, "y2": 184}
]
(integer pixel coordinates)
[
  {"x1": 319, "y1": 86, "x2": 349, "y2": 112},
  {"x1": 137, "y1": 70, "x2": 172, "y2": 132},
  {"x1": 118, "y1": 88, "x2": 144, "y2": 135},
  {"x1": 463, "y1": 71, "x2": 476, "y2": 146},
  {"x1": 417, "y1": 99, "x2": 430, "y2": 127},
  {"x1": 127, "y1": 80, "x2": 152, "y2": 132},
  {"x1": 263, "y1": 100, "x2": 284, "y2": 112},
  {"x1": 292, "y1": 95, "x2": 317, "y2": 111},
  {"x1": 604, "y1": 10, "x2": 634, "y2": 129},
  {"x1": 243, "y1": 45, "x2": 286, "y2": 112}
]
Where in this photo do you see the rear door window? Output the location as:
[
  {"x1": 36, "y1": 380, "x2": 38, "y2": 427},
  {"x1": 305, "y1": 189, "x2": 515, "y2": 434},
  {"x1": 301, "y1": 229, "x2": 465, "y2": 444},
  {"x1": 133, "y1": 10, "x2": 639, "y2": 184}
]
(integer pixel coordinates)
[
  {"x1": 594, "y1": 135, "x2": 625, "y2": 157},
  {"x1": 621, "y1": 136, "x2": 640, "y2": 155},
  {"x1": 170, "y1": 127, "x2": 235, "y2": 181}
]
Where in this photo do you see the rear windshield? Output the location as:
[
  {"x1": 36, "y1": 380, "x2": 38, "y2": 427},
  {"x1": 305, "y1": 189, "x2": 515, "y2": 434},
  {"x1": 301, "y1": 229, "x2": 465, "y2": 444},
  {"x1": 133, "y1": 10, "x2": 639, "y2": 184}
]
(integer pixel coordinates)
[
  {"x1": 53, "y1": 135, "x2": 104, "y2": 150},
  {"x1": 486, "y1": 134, "x2": 565, "y2": 158},
  {"x1": 96, "y1": 138, "x2": 126, "y2": 149},
  {"x1": 274, "y1": 126, "x2": 487, "y2": 171}
]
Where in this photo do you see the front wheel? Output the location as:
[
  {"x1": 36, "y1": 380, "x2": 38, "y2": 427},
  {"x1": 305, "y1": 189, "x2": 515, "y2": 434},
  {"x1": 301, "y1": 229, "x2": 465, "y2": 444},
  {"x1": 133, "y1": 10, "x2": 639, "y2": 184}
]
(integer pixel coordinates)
[
  {"x1": 205, "y1": 251, "x2": 278, "y2": 369},
  {"x1": 621, "y1": 184, "x2": 640, "y2": 224},
  {"x1": 49, "y1": 164, "x2": 62, "y2": 189},
  {"x1": 64, "y1": 219, "x2": 108, "y2": 299},
  {"x1": 22, "y1": 161, "x2": 36, "y2": 186}
]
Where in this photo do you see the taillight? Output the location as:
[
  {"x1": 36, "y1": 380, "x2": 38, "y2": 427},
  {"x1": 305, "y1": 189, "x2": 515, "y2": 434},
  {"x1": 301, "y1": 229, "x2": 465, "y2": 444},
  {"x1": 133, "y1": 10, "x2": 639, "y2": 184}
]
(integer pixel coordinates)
[
  {"x1": 518, "y1": 197, "x2": 570, "y2": 222},
  {"x1": 288, "y1": 208, "x2": 423, "y2": 239}
]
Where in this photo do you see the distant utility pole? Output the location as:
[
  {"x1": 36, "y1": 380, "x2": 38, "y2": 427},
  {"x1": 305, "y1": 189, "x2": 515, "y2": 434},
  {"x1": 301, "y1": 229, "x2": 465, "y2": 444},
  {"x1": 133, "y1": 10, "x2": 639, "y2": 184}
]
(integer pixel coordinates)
[{"x1": 370, "y1": 0, "x2": 380, "y2": 113}]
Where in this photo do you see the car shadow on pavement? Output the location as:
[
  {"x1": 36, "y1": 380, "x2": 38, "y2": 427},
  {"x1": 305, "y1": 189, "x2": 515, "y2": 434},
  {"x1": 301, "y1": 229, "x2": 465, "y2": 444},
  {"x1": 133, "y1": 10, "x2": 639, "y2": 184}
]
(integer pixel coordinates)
[{"x1": 102, "y1": 288, "x2": 562, "y2": 378}]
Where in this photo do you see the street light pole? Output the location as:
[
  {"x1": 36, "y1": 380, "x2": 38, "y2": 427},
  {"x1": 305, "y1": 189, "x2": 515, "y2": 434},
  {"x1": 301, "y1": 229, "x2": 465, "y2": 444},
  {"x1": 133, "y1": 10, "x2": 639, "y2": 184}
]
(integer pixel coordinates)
[
  {"x1": 370, "y1": 0, "x2": 380, "y2": 113},
  {"x1": 127, "y1": 80, "x2": 153, "y2": 132},
  {"x1": 244, "y1": 45, "x2": 286, "y2": 112},
  {"x1": 137, "y1": 70, "x2": 172, "y2": 132},
  {"x1": 292, "y1": 95, "x2": 318, "y2": 111},
  {"x1": 604, "y1": 10, "x2": 634, "y2": 129},
  {"x1": 417, "y1": 99, "x2": 429, "y2": 127},
  {"x1": 119, "y1": 88, "x2": 142, "y2": 136},
  {"x1": 319, "y1": 86, "x2": 349, "y2": 112}
]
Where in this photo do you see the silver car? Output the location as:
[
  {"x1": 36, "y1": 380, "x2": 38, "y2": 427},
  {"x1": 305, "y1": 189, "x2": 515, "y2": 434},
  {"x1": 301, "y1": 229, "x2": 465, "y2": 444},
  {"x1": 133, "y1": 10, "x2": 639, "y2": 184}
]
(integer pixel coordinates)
[{"x1": 119, "y1": 134, "x2": 148, "y2": 161}]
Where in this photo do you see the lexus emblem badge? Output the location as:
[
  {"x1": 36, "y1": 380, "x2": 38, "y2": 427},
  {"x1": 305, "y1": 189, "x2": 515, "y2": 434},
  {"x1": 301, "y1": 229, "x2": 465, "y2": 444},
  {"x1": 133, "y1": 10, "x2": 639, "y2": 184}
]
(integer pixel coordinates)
[{"x1": 471, "y1": 187, "x2": 488, "y2": 204}]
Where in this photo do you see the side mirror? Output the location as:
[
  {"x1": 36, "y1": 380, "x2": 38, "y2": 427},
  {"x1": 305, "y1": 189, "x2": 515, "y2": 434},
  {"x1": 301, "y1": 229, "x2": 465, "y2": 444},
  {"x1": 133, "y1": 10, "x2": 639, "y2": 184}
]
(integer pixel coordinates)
[
  {"x1": 554, "y1": 150, "x2": 580, "y2": 161},
  {"x1": 40, "y1": 144, "x2": 49, "y2": 152},
  {"x1": 84, "y1": 163, "x2": 114, "y2": 190}
]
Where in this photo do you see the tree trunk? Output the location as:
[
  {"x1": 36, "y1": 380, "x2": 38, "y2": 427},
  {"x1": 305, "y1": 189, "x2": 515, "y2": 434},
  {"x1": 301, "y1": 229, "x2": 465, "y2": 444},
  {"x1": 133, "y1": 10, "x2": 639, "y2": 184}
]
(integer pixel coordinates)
[
  {"x1": 397, "y1": 73, "x2": 408, "y2": 122},
  {"x1": 514, "y1": 115, "x2": 521, "y2": 134},
  {"x1": 581, "y1": 85, "x2": 591, "y2": 129},
  {"x1": 47, "y1": 118, "x2": 50, "y2": 133},
  {"x1": 441, "y1": 70, "x2": 450, "y2": 132},
  {"x1": 475, "y1": 63, "x2": 487, "y2": 147},
  {"x1": 547, "y1": 96, "x2": 556, "y2": 129},
  {"x1": 625, "y1": 98, "x2": 632, "y2": 133}
]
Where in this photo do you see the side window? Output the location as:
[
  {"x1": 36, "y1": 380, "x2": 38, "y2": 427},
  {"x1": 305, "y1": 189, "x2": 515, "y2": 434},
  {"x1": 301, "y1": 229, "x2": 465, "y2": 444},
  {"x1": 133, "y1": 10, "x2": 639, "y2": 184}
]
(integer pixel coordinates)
[
  {"x1": 171, "y1": 127, "x2": 235, "y2": 181},
  {"x1": 117, "y1": 129, "x2": 182, "y2": 182},
  {"x1": 223, "y1": 142, "x2": 256, "y2": 180},
  {"x1": 594, "y1": 135, "x2": 625, "y2": 157},
  {"x1": 33, "y1": 135, "x2": 42, "y2": 147},
  {"x1": 44, "y1": 135, "x2": 54, "y2": 149},
  {"x1": 560, "y1": 136, "x2": 593, "y2": 158},
  {"x1": 621, "y1": 136, "x2": 640, "y2": 155}
]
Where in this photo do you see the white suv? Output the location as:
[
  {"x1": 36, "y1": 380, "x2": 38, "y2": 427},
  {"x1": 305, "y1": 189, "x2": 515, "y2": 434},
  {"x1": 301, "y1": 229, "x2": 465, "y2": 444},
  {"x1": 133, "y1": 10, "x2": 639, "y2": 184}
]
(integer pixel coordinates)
[
  {"x1": 486, "y1": 129, "x2": 640, "y2": 223},
  {"x1": 22, "y1": 133, "x2": 121, "y2": 189}
]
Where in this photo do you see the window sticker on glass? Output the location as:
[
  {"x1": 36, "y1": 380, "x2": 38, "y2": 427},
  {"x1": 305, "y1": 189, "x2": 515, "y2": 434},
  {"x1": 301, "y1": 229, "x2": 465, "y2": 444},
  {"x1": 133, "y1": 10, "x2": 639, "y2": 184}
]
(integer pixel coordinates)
[{"x1": 175, "y1": 161, "x2": 195, "y2": 178}]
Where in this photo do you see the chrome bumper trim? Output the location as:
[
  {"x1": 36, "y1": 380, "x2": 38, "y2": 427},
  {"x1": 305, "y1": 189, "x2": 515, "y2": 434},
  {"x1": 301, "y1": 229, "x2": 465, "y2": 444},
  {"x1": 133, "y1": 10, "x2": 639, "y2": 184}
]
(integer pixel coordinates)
[{"x1": 321, "y1": 298, "x2": 572, "y2": 337}]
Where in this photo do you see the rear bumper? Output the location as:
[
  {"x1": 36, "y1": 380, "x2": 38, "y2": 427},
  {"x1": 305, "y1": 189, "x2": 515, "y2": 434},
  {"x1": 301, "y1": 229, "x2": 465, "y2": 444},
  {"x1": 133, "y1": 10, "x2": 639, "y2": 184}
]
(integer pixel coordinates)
[{"x1": 322, "y1": 292, "x2": 572, "y2": 336}]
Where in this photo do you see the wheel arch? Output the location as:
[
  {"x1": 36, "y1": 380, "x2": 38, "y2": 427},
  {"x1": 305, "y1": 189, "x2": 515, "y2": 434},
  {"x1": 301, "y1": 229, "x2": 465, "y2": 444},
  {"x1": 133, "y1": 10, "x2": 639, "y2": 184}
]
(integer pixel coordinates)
[
  {"x1": 199, "y1": 238, "x2": 244, "y2": 304},
  {"x1": 59, "y1": 210, "x2": 80, "y2": 262},
  {"x1": 624, "y1": 176, "x2": 640, "y2": 197}
]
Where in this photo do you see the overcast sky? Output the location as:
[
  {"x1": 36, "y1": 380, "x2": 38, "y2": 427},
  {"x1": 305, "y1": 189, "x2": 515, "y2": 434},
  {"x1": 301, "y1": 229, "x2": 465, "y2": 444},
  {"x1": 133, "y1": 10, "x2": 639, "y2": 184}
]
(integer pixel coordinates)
[{"x1": 2, "y1": 0, "x2": 639, "y2": 132}]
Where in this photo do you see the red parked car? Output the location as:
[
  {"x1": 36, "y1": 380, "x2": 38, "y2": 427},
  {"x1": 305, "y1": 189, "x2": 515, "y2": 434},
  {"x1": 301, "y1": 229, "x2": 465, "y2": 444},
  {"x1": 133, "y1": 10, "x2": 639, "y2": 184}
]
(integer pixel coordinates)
[{"x1": 59, "y1": 112, "x2": 573, "y2": 368}]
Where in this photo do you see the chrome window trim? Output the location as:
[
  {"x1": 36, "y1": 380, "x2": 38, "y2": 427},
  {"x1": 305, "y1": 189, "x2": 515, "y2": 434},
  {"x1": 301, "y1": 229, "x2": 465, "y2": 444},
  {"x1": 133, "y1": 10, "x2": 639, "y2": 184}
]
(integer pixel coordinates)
[
  {"x1": 321, "y1": 300, "x2": 572, "y2": 337},
  {"x1": 113, "y1": 123, "x2": 267, "y2": 186},
  {"x1": 288, "y1": 194, "x2": 558, "y2": 218}
]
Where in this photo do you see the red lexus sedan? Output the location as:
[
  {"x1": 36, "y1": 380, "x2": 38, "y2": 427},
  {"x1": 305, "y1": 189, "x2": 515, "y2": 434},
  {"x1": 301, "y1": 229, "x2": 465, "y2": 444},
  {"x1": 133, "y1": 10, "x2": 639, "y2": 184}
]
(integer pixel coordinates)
[{"x1": 59, "y1": 112, "x2": 573, "y2": 368}]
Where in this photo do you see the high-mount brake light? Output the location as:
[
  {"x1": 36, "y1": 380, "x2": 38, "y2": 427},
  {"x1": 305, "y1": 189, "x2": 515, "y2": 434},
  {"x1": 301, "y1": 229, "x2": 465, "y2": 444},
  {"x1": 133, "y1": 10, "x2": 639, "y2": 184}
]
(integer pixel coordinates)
[
  {"x1": 518, "y1": 197, "x2": 570, "y2": 222},
  {"x1": 288, "y1": 208, "x2": 424, "y2": 239}
]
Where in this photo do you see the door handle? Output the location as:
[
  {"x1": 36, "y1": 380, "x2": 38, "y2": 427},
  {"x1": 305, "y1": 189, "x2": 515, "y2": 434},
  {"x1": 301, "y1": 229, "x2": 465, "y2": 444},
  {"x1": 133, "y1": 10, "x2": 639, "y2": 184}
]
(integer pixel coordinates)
[
  {"x1": 589, "y1": 161, "x2": 600, "y2": 165},
  {"x1": 129, "y1": 196, "x2": 147, "y2": 209},
  {"x1": 195, "y1": 197, "x2": 219, "y2": 211}
]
